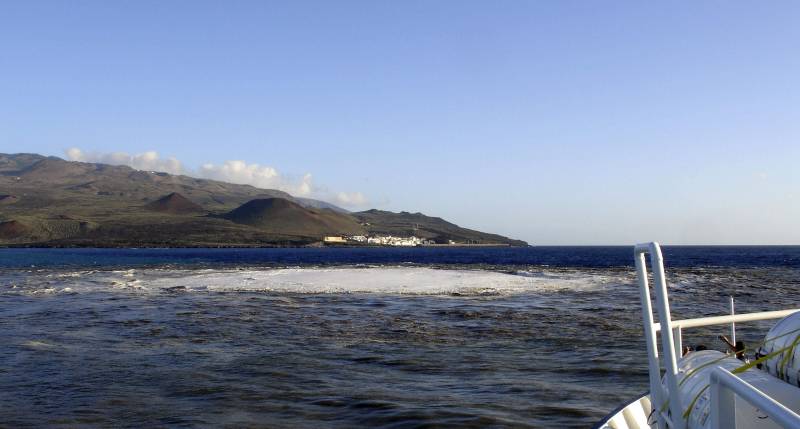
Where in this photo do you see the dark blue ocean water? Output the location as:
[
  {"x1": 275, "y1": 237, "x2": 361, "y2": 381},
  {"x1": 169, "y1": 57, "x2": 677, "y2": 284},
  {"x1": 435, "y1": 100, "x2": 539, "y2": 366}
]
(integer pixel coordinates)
[
  {"x1": 1, "y1": 246, "x2": 799, "y2": 428},
  {"x1": 3, "y1": 245, "x2": 800, "y2": 269}
]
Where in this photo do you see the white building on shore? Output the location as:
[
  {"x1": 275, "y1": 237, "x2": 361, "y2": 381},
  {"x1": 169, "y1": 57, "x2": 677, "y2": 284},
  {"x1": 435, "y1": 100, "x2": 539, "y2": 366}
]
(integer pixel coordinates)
[{"x1": 363, "y1": 235, "x2": 423, "y2": 246}]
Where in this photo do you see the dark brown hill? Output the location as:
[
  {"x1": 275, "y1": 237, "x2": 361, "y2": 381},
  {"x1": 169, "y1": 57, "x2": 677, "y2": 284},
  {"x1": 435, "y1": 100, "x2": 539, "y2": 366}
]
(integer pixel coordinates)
[
  {"x1": 145, "y1": 193, "x2": 205, "y2": 214},
  {"x1": 224, "y1": 198, "x2": 365, "y2": 237},
  {"x1": 0, "y1": 220, "x2": 29, "y2": 239}
]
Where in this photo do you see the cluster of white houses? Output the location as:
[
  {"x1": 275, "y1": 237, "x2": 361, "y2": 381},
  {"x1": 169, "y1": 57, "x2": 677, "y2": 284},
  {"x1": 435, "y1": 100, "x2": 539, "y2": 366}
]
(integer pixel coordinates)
[{"x1": 323, "y1": 235, "x2": 443, "y2": 246}]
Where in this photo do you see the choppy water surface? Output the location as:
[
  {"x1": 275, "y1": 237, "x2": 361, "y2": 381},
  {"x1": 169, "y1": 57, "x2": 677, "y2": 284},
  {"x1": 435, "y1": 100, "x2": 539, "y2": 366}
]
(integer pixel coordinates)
[{"x1": 1, "y1": 247, "x2": 799, "y2": 428}]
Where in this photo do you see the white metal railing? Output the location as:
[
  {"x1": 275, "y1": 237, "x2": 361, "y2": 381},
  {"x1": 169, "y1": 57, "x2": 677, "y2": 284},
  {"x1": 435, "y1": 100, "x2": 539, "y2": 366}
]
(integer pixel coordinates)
[
  {"x1": 635, "y1": 242, "x2": 682, "y2": 429},
  {"x1": 652, "y1": 309, "x2": 800, "y2": 332},
  {"x1": 729, "y1": 296, "x2": 736, "y2": 347},
  {"x1": 709, "y1": 367, "x2": 800, "y2": 429},
  {"x1": 633, "y1": 242, "x2": 800, "y2": 429}
]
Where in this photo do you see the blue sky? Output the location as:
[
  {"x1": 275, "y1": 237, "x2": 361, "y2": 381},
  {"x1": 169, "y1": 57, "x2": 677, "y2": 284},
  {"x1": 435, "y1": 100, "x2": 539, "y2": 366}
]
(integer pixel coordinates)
[{"x1": 1, "y1": 1, "x2": 799, "y2": 244}]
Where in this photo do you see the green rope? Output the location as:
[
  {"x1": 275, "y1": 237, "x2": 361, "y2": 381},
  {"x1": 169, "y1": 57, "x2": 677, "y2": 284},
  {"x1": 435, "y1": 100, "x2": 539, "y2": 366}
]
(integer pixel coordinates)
[
  {"x1": 777, "y1": 333, "x2": 800, "y2": 380},
  {"x1": 731, "y1": 343, "x2": 796, "y2": 374},
  {"x1": 682, "y1": 384, "x2": 709, "y2": 419}
]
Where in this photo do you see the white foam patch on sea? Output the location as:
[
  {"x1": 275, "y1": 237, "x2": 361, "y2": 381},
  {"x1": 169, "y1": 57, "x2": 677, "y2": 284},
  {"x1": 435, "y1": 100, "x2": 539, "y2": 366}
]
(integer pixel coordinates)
[
  {"x1": 2, "y1": 267, "x2": 630, "y2": 296},
  {"x1": 151, "y1": 268, "x2": 539, "y2": 295}
]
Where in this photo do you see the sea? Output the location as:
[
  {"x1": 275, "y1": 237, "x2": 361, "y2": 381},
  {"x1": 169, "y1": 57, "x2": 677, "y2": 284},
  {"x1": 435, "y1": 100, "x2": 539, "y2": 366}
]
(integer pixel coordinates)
[{"x1": 1, "y1": 246, "x2": 799, "y2": 428}]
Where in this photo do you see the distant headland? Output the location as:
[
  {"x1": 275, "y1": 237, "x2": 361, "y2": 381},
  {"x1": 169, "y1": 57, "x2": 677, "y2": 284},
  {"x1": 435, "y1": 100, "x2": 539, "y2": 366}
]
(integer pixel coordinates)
[{"x1": 0, "y1": 153, "x2": 527, "y2": 248}]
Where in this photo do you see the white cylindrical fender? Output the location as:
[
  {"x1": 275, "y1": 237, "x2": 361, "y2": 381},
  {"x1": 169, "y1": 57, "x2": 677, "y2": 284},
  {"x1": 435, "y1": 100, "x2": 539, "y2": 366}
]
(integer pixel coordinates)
[
  {"x1": 759, "y1": 311, "x2": 800, "y2": 387},
  {"x1": 665, "y1": 350, "x2": 800, "y2": 429}
]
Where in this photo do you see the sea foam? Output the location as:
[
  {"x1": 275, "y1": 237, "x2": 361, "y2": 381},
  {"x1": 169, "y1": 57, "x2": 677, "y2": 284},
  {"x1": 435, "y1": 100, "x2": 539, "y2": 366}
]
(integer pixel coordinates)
[
  {"x1": 3, "y1": 267, "x2": 626, "y2": 296},
  {"x1": 124, "y1": 267, "x2": 610, "y2": 295},
  {"x1": 149, "y1": 267, "x2": 537, "y2": 295}
]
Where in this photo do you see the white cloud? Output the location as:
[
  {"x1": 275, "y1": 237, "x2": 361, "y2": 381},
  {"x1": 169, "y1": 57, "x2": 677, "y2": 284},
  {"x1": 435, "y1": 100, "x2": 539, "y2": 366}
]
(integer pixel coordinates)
[
  {"x1": 334, "y1": 191, "x2": 368, "y2": 207},
  {"x1": 67, "y1": 148, "x2": 186, "y2": 175},
  {"x1": 65, "y1": 148, "x2": 368, "y2": 207},
  {"x1": 198, "y1": 161, "x2": 314, "y2": 197}
]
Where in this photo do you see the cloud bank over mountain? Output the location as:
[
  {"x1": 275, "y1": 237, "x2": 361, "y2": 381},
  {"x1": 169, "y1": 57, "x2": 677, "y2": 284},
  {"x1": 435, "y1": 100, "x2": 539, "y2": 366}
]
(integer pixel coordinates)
[
  {"x1": 65, "y1": 148, "x2": 367, "y2": 208},
  {"x1": 66, "y1": 148, "x2": 184, "y2": 176}
]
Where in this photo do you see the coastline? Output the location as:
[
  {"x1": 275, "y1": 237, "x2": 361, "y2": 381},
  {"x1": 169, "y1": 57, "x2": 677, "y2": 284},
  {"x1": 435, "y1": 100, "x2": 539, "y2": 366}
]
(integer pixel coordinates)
[{"x1": 0, "y1": 242, "x2": 524, "y2": 249}]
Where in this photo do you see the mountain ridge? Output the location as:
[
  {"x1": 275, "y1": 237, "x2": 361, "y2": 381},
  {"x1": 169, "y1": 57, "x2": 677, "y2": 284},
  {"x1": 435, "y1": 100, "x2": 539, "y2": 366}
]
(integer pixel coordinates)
[{"x1": 0, "y1": 153, "x2": 527, "y2": 247}]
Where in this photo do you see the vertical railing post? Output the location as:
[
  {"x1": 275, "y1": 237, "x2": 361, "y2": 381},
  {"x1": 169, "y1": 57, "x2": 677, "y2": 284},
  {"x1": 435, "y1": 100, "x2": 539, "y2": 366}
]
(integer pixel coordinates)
[
  {"x1": 634, "y1": 245, "x2": 667, "y2": 429},
  {"x1": 648, "y1": 243, "x2": 685, "y2": 429},
  {"x1": 673, "y1": 326, "x2": 683, "y2": 357},
  {"x1": 730, "y1": 296, "x2": 736, "y2": 346},
  {"x1": 710, "y1": 370, "x2": 737, "y2": 429}
]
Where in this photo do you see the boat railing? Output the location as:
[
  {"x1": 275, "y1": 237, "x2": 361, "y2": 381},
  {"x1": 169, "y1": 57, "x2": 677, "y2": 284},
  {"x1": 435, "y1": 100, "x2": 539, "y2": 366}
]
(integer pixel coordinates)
[
  {"x1": 634, "y1": 242, "x2": 800, "y2": 429},
  {"x1": 709, "y1": 367, "x2": 800, "y2": 429}
]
